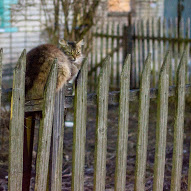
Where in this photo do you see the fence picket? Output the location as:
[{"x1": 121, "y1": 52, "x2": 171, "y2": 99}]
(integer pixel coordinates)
[
  {"x1": 0, "y1": 49, "x2": 2, "y2": 151},
  {"x1": 152, "y1": 18, "x2": 156, "y2": 87},
  {"x1": 116, "y1": 23, "x2": 120, "y2": 86},
  {"x1": 35, "y1": 60, "x2": 57, "y2": 191},
  {"x1": 72, "y1": 60, "x2": 88, "y2": 191},
  {"x1": 174, "y1": 18, "x2": 179, "y2": 84},
  {"x1": 141, "y1": 20, "x2": 145, "y2": 65},
  {"x1": 50, "y1": 87, "x2": 65, "y2": 191},
  {"x1": 138, "y1": 20, "x2": 142, "y2": 84},
  {"x1": 153, "y1": 52, "x2": 170, "y2": 191},
  {"x1": 90, "y1": 30, "x2": 94, "y2": 92},
  {"x1": 111, "y1": 21, "x2": 114, "y2": 85},
  {"x1": 100, "y1": 23, "x2": 104, "y2": 63},
  {"x1": 94, "y1": 26, "x2": 98, "y2": 90},
  {"x1": 135, "y1": 19, "x2": 139, "y2": 88},
  {"x1": 146, "y1": 19, "x2": 150, "y2": 54},
  {"x1": 8, "y1": 50, "x2": 26, "y2": 191},
  {"x1": 163, "y1": 18, "x2": 167, "y2": 56},
  {"x1": 188, "y1": 142, "x2": 191, "y2": 191},
  {"x1": 135, "y1": 54, "x2": 151, "y2": 191},
  {"x1": 0, "y1": 49, "x2": 2, "y2": 120},
  {"x1": 157, "y1": 18, "x2": 162, "y2": 71},
  {"x1": 106, "y1": 23, "x2": 109, "y2": 55},
  {"x1": 179, "y1": 19, "x2": 184, "y2": 55},
  {"x1": 186, "y1": 18, "x2": 190, "y2": 84},
  {"x1": 94, "y1": 57, "x2": 111, "y2": 191},
  {"x1": 168, "y1": 18, "x2": 173, "y2": 86},
  {"x1": 169, "y1": 51, "x2": 173, "y2": 86},
  {"x1": 114, "y1": 55, "x2": 131, "y2": 191},
  {"x1": 170, "y1": 52, "x2": 186, "y2": 191}
]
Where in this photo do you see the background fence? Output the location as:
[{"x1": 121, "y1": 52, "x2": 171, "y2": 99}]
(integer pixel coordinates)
[
  {"x1": 89, "y1": 17, "x2": 191, "y2": 90},
  {"x1": 0, "y1": 48, "x2": 191, "y2": 190},
  {"x1": 1, "y1": 13, "x2": 191, "y2": 92}
]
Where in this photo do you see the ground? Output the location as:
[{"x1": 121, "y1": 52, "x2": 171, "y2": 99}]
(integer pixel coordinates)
[{"x1": 0, "y1": 98, "x2": 191, "y2": 191}]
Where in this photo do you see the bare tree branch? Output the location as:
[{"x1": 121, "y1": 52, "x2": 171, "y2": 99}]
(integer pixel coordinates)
[{"x1": 13, "y1": 0, "x2": 104, "y2": 52}]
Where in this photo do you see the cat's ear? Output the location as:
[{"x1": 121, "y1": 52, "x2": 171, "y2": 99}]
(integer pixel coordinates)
[
  {"x1": 59, "y1": 39, "x2": 68, "y2": 46},
  {"x1": 77, "y1": 39, "x2": 84, "y2": 46}
]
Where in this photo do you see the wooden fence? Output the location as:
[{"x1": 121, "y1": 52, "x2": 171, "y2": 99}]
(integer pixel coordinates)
[
  {"x1": 89, "y1": 17, "x2": 191, "y2": 90},
  {"x1": 0, "y1": 49, "x2": 191, "y2": 190}
]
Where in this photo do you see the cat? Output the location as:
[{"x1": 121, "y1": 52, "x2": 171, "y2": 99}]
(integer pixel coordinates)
[{"x1": 25, "y1": 39, "x2": 84, "y2": 99}]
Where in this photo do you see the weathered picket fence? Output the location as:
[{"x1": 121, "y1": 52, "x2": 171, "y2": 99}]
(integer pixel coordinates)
[
  {"x1": 0, "y1": 48, "x2": 191, "y2": 191},
  {"x1": 89, "y1": 17, "x2": 191, "y2": 90},
  {"x1": 131, "y1": 17, "x2": 191, "y2": 89}
]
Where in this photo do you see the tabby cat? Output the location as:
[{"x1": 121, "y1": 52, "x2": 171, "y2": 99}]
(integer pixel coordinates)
[{"x1": 25, "y1": 39, "x2": 84, "y2": 99}]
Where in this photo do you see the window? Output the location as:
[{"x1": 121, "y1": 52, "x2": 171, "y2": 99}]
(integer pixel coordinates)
[
  {"x1": 108, "y1": 0, "x2": 131, "y2": 12},
  {"x1": 0, "y1": 0, "x2": 18, "y2": 32}
]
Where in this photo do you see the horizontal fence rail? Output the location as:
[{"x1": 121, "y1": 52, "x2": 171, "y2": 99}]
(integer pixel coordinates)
[{"x1": 2, "y1": 83, "x2": 191, "y2": 111}]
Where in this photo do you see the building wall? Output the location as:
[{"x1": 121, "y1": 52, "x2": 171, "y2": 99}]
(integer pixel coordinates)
[
  {"x1": 164, "y1": 0, "x2": 191, "y2": 19},
  {"x1": 0, "y1": 0, "x2": 51, "y2": 69},
  {"x1": 132, "y1": 0, "x2": 165, "y2": 18},
  {"x1": 0, "y1": 0, "x2": 107, "y2": 70}
]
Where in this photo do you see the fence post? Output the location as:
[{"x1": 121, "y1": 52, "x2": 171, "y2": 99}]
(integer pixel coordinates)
[
  {"x1": 0, "y1": 49, "x2": 2, "y2": 113},
  {"x1": 114, "y1": 55, "x2": 131, "y2": 191},
  {"x1": 153, "y1": 51, "x2": 170, "y2": 191},
  {"x1": 123, "y1": 15, "x2": 133, "y2": 88},
  {"x1": 35, "y1": 60, "x2": 57, "y2": 191},
  {"x1": 94, "y1": 57, "x2": 111, "y2": 191},
  {"x1": 188, "y1": 142, "x2": 191, "y2": 191},
  {"x1": 8, "y1": 49, "x2": 26, "y2": 191},
  {"x1": 171, "y1": 51, "x2": 186, "y2": 191},
  {"x1": 50, "y1": 86, "x2": 65, "y2": 191},
  {"x1": 0, "y1": 49, "x2": 2, "y2": 151},
  {"x1": 135, "y1": 54, "x2": 151, "y2": 191},
  {"x1": 123, "y1": 24, "x2": 132, "y2": 63},
  {"x1": 72, "y1": 59, "x2": 88, "y2": 191}
]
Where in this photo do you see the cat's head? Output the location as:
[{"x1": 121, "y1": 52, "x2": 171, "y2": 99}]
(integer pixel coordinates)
[{"x1": 59, "y1": 39, "x2": 84, "y2": 65}]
